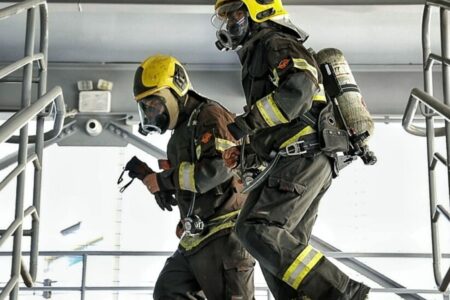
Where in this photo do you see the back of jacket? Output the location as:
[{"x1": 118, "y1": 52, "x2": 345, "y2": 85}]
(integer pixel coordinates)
[
  {"x1": 157, "y1": 96, "x2": 245, "y2": 221},
  {"x1": 237, "y1": 28, "x2": 327, "y2": 159}
]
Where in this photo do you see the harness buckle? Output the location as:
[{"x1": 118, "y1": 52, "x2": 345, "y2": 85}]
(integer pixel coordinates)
[{"x1": 284, "y1": 140, "x2": 307, "y2": 156}]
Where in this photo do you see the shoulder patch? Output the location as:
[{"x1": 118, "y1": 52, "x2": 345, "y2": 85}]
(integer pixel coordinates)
[
  {"x1": 201, "y1": 132, "x2": 213, "y2": 144},
  {"x1": 277, "y1": 58, "x2": 291, "y2": 70}
]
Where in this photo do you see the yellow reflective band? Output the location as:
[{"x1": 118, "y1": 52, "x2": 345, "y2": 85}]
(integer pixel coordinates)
[
  {"x1": 215, "y1": 138, "x2": 236, "y2": 152},
  {"x1": 313, "y1": 84, "x2": 327, "y2": 102},
  {"x1": 279, "y1": 126, "x2": 316, "y2": 149},
  {"x1": 179, "y1": 162, "x2": 196, "y2": 192},
  {"x1": 256, "y1": 99, "x2": 275, "y2": 126},
  {"x1": 256, "y1": 94, "x2": 289, "y2": 127},
  {"x1": 282, "y1": 245, "x2": 324, "y2": 289},
  {"x1": 210, "y1": 209, "x2": 240, "y2": 222},
  {"x1": 292, "y1": 58, "x2": 318, "y2": 82},
  {"x1": 179, "y1": 210, "x2": 240, "y2": 251},
  {"x1": 293, "y1": 251, "x2": 323, "y2": 288},
  {"x1": 271, "y1": 68, "x2": 280, "y2": 87}
]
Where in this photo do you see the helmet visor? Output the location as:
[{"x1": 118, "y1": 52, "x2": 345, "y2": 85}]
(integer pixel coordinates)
[
  {"x1": 137, "y1": 96, "x2": 170, "y2": 134},
  {"x1": 214, "y1": 1, "x2": 244, "y2": 20}
]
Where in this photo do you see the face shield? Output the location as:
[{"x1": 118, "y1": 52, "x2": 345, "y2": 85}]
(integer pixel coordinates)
[
  {"x1": 137, "y1": 88, "x2": 180, "y2": 135},
  {"x1": 212, "y1": 2, "x2": 249, "y2": 51}
]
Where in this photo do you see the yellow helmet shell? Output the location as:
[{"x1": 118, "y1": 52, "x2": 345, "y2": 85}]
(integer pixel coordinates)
[
  {"x1": 134, "y1": 55, "x2": 191, "y2": 101},
  {"x1": 215, "y1": 0, "x2": 288, "y2": 23}
]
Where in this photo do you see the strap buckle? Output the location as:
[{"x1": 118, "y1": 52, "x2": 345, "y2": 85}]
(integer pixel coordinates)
[{"x1": 283, "y1": 140, "x2": 307, "y2": 156}]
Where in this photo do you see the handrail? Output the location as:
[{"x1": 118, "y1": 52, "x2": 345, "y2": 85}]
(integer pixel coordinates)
[
  {"x1": 0, "y1": 154, "x2": 38, "y2": 192},
  {"x1": 436, "y1": 205, "x2": 450, "y2": 221},
  {"x1": 7, "y1": 95, "x2": 66, "y2": 144},
  {"x1": 0, "y1": 275, "x2": 19, "y2": 300},
  {"x1": 20, "y1": 257, "x2": 33, "y2": 288},
  {"x1": 2, "y1": 250, "x2": 450, "y2": 258},
  {"x1": 0, "y1": 54, "x2": 45, "y2": 79},
  {"x1": 402, "y1": 88, "x2": 450, "y2": 136},
  {"x1": 1, "y1": 250, "x2": 449, "y2": 299},
  {"x1": 0, "y1": 86, "x2": 64, "y2": 144},
  {"x1": 311, "y1": 236, "x2": 427, "y2": 300},
  {"x1": 425, "y1": 53, "x2": 450, "y2": 71},
  {"x1": 0, "y1": 207, "x2": 37, "y2": 247},
  {"x1": 0, "y1": 1, "x2": 62, "y2": 299},
  {"x1": 403, "y1": 1, "x2": 450, "y2": 294},
  {"x1": 0, "y1": 120, "x2": 77, "y2": 171}
]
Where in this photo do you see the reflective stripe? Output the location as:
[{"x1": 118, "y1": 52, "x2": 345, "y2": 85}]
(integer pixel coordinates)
[
  {"x1": 179, "y1": 162, "x2": 196, "y2": 192},
  {"x1": 256, "y1": 94, "x2": 289, "y2": 127},
  {"x1": 282, "y1": 245, "x2": 324, "y2": 289},
  {"x1": 179, "y1": 210, "x2": 240, "y2": 251},
  {"x1": 292, "y1": 58, "x2": 318, "y2": 82},
  {"x1": 196, "y1": 145, "x2": 202, "y2": 160},
  {"x1": 313, "y1": 84, "x2": 326, "y2": 102},
  {"x1": 215, "y1": 138, "x2": 236, "y2": 152},
  {"x1": 210, "y1": 209, "x2": 240, "y2": 222},
  {"x1": 271, "y1": 68, "x2": 280, "y2": 87},
  {"x1": 279, "y1": 126, "x2": 315, "y2": 149}
]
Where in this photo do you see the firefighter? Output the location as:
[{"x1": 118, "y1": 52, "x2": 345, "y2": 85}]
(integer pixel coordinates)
[
  {"x1": 126, "y1": 55, "x2": 255, "y2": 299},
  {"x1": 212, "y1": 1, "x2": 370, "y2": 299}
]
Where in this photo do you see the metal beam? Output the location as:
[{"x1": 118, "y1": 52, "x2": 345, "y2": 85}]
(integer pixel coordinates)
[
  {"x1": 0, "y1": 0, "x2": 428, "y2": 5},
  {"x1": 107, "y1": 122, "x2": 167, "y2": 159},
  {"x1": 310, "y1": 235, "x2": 428, "y2": 300}
]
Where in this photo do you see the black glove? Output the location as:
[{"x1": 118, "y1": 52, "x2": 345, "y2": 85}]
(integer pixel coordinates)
[
  {"x1": 154, "y1": 191, "x2": 177, "y2": 211},
  {"x1": 125, "y1": 156, "x2": 154, "y2": 181}
]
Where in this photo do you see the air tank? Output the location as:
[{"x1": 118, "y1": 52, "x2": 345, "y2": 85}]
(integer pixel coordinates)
[{"x1": 315, "y1": 48, "x2": 374, "y2": 146}]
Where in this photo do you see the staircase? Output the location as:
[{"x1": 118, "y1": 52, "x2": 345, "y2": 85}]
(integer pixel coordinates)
[{"x1": 0, "y1": 1, "x2": 65, "y2": 299}]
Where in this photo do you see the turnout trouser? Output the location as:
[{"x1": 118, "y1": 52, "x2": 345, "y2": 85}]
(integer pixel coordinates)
[
  {"x1": 153, "y1": 231, "x2": 255, "y2": 300},
  {"x1": 235, "y1": 154, "x2": 350, "y2": 300}
]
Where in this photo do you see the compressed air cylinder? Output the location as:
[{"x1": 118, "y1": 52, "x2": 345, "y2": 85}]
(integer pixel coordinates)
[{"x1": 315, "y1": 48, "x2": 374, "y2": 145}]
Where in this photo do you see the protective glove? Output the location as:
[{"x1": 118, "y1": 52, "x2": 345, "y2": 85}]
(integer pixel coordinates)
[
  {"x1": 143, "y1": 173, "x2": 160, "y2": 193},
  {"x1": 125, "y1": 156, "x2": 154, "y2": 181},
  {"x1": 154, "y1": 191, "x2": 177, "y2": 211},
  {"x1": 222, "y1": 146, "x2": 241, "y2": 169}
]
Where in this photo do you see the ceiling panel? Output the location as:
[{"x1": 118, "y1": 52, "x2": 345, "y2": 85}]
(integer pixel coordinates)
[
  {"x1": 0, "y1": 2, "x2": 446, "y2": 116},
  {"x1": 0, "y1": 3, "x2": 441, "y2": 65}
]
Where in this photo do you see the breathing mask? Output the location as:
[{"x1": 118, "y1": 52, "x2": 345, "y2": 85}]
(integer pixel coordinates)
[
  {"x1": 137, "y1": 88, "x2": 180, "y2": 135},
  {"x1": 212, "y1": 2, "x2": 250, "y2": 51}
]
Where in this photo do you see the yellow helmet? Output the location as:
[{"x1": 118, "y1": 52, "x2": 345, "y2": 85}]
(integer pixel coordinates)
[
  {"x1": 133, "y1": 55, "x2": 191, "y2": 101},
  {"x1": 215, "y1": 0, "x2": 287, "y2": 23}
]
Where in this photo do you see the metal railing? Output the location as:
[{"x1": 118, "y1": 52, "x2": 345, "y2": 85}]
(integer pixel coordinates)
[
  {"x1": 0, "y1": 250, "x2": 273, "y2": 300},
  {"x1": 0, "y1": 1, "x2": 65, "y2": 300},
  {"x1": 0, "y1": 250, "x2": 449, "y2": 299},
  {"x1": 402, "y1": 0, "x2": 450, "y2": 293}
]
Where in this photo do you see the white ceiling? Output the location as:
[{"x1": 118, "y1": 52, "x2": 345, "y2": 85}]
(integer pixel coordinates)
[
  {"x1": 0, "y1": 2, "x2": 447, "y2": 116},
  {"x1": 0, "y1": 3, "x2": 441, "y2": 65}
]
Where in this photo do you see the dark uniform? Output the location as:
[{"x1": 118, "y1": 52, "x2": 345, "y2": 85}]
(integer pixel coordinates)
[
  {"x1": 232, "y1": 27, "x2": 353, "y2": 299},
  {"x1": 151, "y1": 94, "x2": 255, "y2": 300}
]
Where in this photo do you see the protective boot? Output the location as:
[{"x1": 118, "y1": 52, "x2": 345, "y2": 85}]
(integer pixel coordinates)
[{"x1": 338, "y1": 279, "x2": 370, "y2": 300}]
